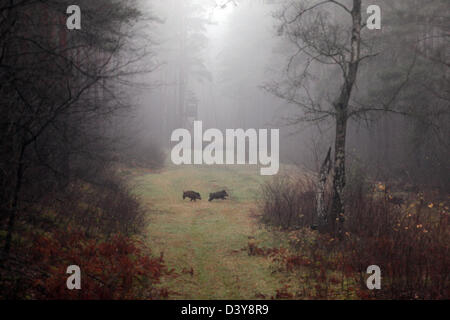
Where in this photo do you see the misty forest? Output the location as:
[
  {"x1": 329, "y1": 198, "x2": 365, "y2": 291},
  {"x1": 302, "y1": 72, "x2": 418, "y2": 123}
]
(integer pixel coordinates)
[{"x1": 0, "y1": 0, "x2": 449, "y2": 300}]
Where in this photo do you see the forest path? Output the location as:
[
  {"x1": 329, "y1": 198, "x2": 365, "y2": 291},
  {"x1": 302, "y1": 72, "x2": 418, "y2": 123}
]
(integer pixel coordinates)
[{"x1": 129, "y1": 165, "x2": 290, "y2": 299}]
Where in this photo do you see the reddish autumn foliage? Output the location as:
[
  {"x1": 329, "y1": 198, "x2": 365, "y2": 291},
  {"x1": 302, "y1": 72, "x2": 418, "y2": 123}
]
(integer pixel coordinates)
[
  {"x1": 267, "y1": 192, "x2": 449, "y2": 299},
  {"x1": 19, "y1": 231, "x2": 173, "y2": 299}
]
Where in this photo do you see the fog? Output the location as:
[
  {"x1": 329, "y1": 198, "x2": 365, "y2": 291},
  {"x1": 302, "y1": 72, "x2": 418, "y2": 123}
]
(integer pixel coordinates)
[
  {"x1": 0, "y1": 0, "x2": 448, "y2": 300},
  {"x1": 123, "y1": 0, "x2": 448, "y2": 187},
  {"x1": 131, "y1": 0, "x2": 324, "y2": 170}
]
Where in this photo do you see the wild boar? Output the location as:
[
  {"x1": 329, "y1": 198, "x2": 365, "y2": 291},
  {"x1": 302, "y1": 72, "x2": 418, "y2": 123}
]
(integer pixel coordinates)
[
  {"x1": 208, "y1": 190, "x2": 229, "y2": 202},
  {"x1": 183, "y1": 191, "x2": 201, "y2": 201}
]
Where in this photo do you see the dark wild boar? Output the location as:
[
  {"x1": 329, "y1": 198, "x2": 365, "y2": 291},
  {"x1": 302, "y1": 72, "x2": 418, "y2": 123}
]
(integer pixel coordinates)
[
  {"x1": 183, "y1": 191, "x2": 201, "y2": 201},
  {"x1": 208, "y1": 190, "x2": 229, "y2": 202}
]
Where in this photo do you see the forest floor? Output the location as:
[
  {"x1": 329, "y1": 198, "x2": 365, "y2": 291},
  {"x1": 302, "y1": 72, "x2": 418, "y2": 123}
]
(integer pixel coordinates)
[{"x1": 127, "y1": 165, "x2": 298, "y2": 299}]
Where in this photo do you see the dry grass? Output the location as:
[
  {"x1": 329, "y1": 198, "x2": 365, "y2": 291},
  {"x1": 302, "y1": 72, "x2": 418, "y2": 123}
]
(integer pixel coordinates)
[{"x1": 128, "y1": 165, "x2": 299, "y2": 299}]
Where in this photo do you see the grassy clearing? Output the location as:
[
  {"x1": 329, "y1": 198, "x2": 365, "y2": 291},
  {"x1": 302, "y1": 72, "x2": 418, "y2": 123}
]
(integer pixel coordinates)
[{"x1": 128, "y1": 165, "x2": 296, "y2": 299}]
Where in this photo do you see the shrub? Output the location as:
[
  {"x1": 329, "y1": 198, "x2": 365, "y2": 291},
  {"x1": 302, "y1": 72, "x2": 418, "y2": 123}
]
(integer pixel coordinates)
[
  {"x1": 258, "y1": 174, "x2": 317, "y2": 230},
  {"x1": 343, "y1": 192, "x2": 449, "y2": 299},
  {"x1": 43, "y1": 173, "x2": 146, "y2": 238},
  {"x1": 270, "y1": 190, "x2": 449, "y2": 299},
  {"x1": 0, "y1": 168, "x2": 171, "y2": 299},
  {"x1": 261, "y1": 166, "x2": 449, "y2": 299},
  {"x1": 1, "y1": 232, "x2": 172, "y2": 299}
]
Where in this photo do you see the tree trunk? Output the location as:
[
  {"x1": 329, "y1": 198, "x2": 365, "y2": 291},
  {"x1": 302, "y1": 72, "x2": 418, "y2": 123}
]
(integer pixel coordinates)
[
  {"x1": 331, "y1": 111, "x2": 348, "y2": 234},
  {"x1": 316, "y1": 146, "x2": 332, "y2": 230},
  {"x1": 329, "y1": 0, "x2": 362, "y2": 235},
  {"x1": 3, "y1": 144, "x2": 26, "y2": 256}
]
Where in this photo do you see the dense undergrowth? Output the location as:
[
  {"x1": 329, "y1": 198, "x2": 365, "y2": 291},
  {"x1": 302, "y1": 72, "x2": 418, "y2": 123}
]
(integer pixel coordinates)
[
  {"x1": 257, "y1": 172, "x2": 449, "y2": 299},
  {"x1": 0, "y1": 170, "x2": 173, "y2": 299}
]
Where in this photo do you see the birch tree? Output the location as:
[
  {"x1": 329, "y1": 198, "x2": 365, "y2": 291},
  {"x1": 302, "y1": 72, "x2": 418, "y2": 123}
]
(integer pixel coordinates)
[{"x1": 268, "y1": 0, "x2": 374, "y2": 234}]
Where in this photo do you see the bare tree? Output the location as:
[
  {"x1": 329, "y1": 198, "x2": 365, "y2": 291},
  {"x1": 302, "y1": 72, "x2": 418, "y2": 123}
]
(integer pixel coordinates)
[
  {"x1": 0, "y1": 0, "x2": 152, "y2": 257},
  {"x1": 267, "y1": 0, "x2": 378, "y2": 233}
]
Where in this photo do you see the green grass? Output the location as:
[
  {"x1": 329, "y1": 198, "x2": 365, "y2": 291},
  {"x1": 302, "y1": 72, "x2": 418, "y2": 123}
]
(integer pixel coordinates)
[{"x1": 129, "y1": 165, "x2": 294, "y2": 299}]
